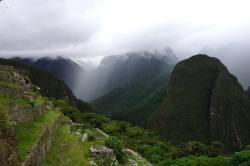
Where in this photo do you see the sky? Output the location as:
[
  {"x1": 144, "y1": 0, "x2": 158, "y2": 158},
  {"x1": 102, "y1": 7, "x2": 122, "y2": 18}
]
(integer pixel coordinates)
[{"x1": 0, "y1": 0, "x2": 250, "y2": 86}]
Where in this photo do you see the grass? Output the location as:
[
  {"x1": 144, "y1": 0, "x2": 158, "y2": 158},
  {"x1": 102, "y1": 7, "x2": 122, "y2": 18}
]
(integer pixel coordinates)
[
  {"x1": 0, "y1": 95, "x2": 10, "y2": 130},
  {"x1": 41, "y1": 125, "x2": 90, "y2": 166},
  {"x1": 16, "y1": 110, "x2": 60, "y2": 161},
  {"x1": 0, "y1": 80, "x2": 17, "y2": 89},
  {"x1": 34, "y1": 96, "x2": 45, "y2": 106},
  {"x1": 15, "y1": 96, "x2": 45, "y2": 107},
  {"x1": 15, "y1": 98, "x2": 32, "y2": 107}
]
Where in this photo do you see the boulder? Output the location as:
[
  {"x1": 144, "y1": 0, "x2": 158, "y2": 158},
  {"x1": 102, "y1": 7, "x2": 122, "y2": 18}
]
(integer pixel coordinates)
[{"x1": 90, "y1": 145, "x2": 116, "y2": 161}]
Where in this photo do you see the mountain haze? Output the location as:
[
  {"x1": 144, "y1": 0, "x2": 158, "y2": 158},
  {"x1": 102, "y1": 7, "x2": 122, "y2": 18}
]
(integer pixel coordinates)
[
  {"x1": 91, "y1": 48, "x2": 177, "y2": 126},
  {"x1": 75, "y1": 47, "x2": 177, "y2": 101}
]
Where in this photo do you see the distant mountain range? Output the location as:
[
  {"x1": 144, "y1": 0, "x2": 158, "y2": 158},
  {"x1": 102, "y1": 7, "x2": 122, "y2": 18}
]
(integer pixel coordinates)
[
  {"x1": 73, "y1": 47, "x2": 177, "y2": 101},
  {"x1": 12, "y1": 56, "x2": 84, "y2": 93}
]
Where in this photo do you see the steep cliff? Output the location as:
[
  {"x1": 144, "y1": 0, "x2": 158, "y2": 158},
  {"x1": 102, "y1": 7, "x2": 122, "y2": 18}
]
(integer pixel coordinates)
[{"x1": 150, "y1": 55, "x2": 250, "y2": 151}]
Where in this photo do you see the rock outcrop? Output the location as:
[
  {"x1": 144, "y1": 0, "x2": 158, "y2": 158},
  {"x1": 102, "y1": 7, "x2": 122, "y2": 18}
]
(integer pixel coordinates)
[
  {"x1": 90, "y1": 145, "x2": 117, "y2": 165},
  {"x1": 150, "y1": 55, "x2": 250, "y2": 151}
]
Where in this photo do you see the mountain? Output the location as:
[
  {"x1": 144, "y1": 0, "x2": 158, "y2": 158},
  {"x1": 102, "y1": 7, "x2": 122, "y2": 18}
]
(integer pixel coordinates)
[
  {"x1": 92, "y1": 49, "x2": 176, "y2": 126},
  {"x1": 12, "y1": 56, "x2": 85, "y2": 92},
  {"x1": 0, "y1": 58, "x2": 91, "y2": 112},
  {"x1": 149, "y1": 54, "x2": 250, "y2": 151}
]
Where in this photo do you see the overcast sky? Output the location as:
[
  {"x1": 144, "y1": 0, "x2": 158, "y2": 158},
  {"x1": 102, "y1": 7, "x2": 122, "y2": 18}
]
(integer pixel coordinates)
[{"x1": 0, "y1": 0, "x2": 250, "y2": 86}]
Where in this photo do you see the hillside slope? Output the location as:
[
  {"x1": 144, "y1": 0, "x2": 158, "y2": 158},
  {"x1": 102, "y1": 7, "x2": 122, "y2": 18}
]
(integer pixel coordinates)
[
  {"x1": 0, "y1": 58, "x2": 91, "y2": 112},
  {"x1": 0, "y1": 63, "x2": 154, "y2": 166},
  {"x1": 150, "y1": 54, "x2": 250, "y2": 151}
]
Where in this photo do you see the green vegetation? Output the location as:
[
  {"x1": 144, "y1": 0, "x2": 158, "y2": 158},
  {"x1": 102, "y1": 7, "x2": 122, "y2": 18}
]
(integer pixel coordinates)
[
  {"x1": 16, "y1": 95, "x2": 45, "y2": 107},
  {"x1": 16, "y1": 110, "x2": 60, "y2": 161},
  {"x1": 41, "y1": 125, "x2": 89, "y2": 166},
  {"x1": 59, "y1": 103, "x2": 171, "y2": 164},
  {"x1": 52, "y1": 100, "x2": 81, "y2": 121},
  {"x1": 57, "y1": 100, "x2": 250, "y2": 165},
  {"x1": 231, "y1": 146, "x2": 250, "y2": 165},
  {"x1": 15, "y1": 98, "x2": 32, "y2": 106},
  {"x1": 0, "y1": 96, "x2": 10, "y2": 130},
  {"x1": 105, "y1": 136, "x2": 127, "y2": 163},
  {"x1": 167, "y1": 156, "x2": 231, "y2": 166},
  {"x1": 34, "y1": 96, "x2": 45, "y2": 106}
]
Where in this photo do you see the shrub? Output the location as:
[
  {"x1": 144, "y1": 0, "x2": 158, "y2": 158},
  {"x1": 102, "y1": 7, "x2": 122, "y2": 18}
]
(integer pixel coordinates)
[
  {"x1": 231, "y1": 148, "x2": 250, "y2": 165},
  {"x1": 102, "y1": 121, "x2": 121, "y2": 134},
  {"x1": 87, "y1": 132, "x2": 96, "y2": 141},
  {"x1": 105, "y1": 136, "x2": 126, "y2": 163},
  {"x1": 170, "y1": 156, "x2": 231, "y2": 166},
  {"x1": 81, "y1": 113, "x2": 110, "y2": 128},
  {"x1": 53, "y1": 100, "x2": 81, "y2": 121},
  {"x1": 184, "y1": 141, "x2": 208, "y2": 156}
]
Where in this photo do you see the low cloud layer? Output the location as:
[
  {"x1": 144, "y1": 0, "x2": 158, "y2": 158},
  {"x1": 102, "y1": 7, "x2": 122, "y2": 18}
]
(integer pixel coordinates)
[{"x1": 0, "y1": 0, "x2": 250, "y2": 86}]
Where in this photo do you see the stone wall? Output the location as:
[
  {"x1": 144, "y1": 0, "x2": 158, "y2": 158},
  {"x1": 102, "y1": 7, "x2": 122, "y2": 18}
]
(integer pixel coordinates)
[
  {"x1": 0, "y1": 125, "x2": 19, "y2": 166},
  {"x1": 8, "y1": 103, "x2": 47, "y2": 123},
  {"x1": 21, "y1": 113, "x2": 63, "y2": 166}
]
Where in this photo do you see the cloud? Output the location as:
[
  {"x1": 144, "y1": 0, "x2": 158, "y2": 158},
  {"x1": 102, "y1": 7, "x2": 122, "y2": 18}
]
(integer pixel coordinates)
[
  {"x1": 0, "y1": 0, "x2": 250, "y2": 86},
  {"x1": 0, "y1": 0, "x2": 100, "y2": 56}
]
